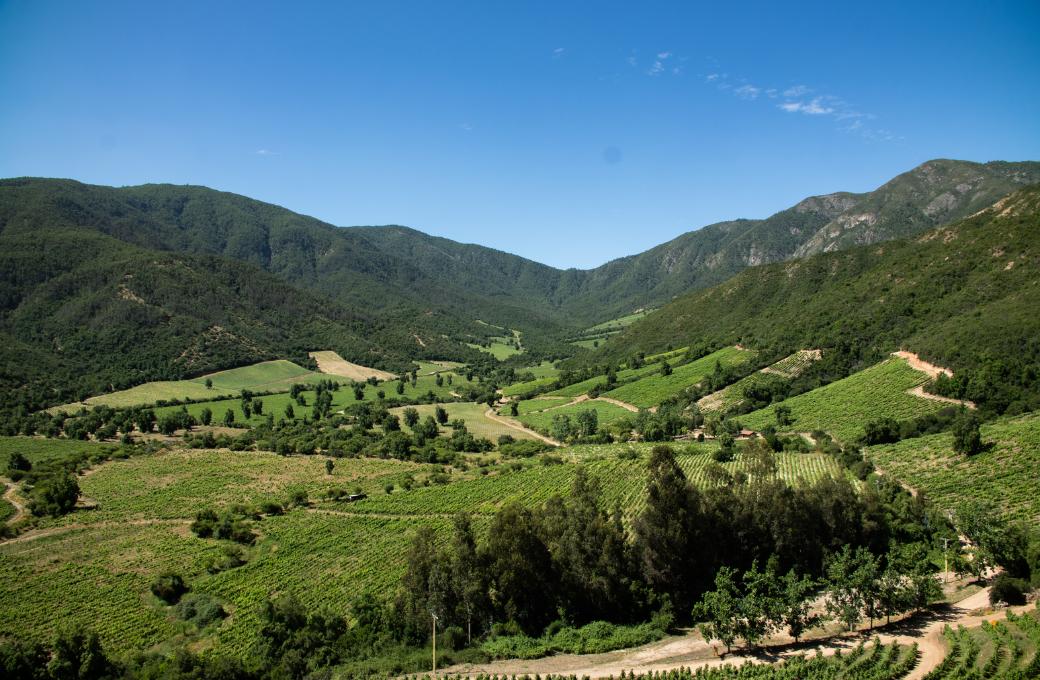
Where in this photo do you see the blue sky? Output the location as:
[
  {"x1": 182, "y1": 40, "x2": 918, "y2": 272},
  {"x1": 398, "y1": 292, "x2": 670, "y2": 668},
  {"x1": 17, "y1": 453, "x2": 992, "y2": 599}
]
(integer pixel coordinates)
[{"x1": 1, "y1": 1, "x2": 1038, "y2": 268}]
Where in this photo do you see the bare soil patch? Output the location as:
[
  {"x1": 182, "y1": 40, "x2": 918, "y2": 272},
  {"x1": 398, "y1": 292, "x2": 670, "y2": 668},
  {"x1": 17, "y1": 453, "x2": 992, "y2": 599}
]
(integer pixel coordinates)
[
  {"x1": 483, "y1": 408, "x2": 561, "y2": 447},
  {"x1": 309, "y1": 351, "x2": 396, "y2": 381}
]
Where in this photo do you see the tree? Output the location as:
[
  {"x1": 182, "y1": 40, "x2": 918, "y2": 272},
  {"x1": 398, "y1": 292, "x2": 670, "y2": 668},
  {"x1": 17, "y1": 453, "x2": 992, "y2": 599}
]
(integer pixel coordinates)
[
  {"x1": 396, "y1": 380, "x2": 405, "y2": 395},
  {"x1": 223, "y1": 409, "x2": 235, "y2": 427},
  {"x1": 253, "y1": 400, "x2": 263, "y2": 416},
  {"x1": 450, "y1": 514, "x2": 485, "y2": 643},
  {"x1": 574, "y1": 409, "x2": 598, "y2": 438},
  {"x1": 509, "y1": 402, "x2": 519, "y2": 417},
  {"x1": 435, "y1": 406, "x2": 449, "y2": 425},
  {"x1": 551, "y1": 414, "x2": 574, "y2": 442},
  {"x1": 482, "y1": 503, "x2": 556, "y2": 633},
  {"x1": 633, "y1": 445, "x2": 706, "y2": 612},
  {"x1": 952, "y1": 409, "x2": 982, "y2": 455},
  {"x1": 284, "y1": 404, "x2": 295, "y2": 420},
  {"x1": 325, "y1": 459, "x2": 334, "y2": 475},
  {"x1": 775, "y1": 405, "x2": 793, "y2": 428},
  {"x1": 403, "y1": 407, "x2": 420, "y2": 427},
  {"x1": 353, "y1": 385, "x2": 365, "y2": 401},
  {"x1": 30, "y1": 474, "x2": 80, "y2": 517},
  {"x1": 661, "y1": 361, "x2": 672, "y2": 376},
  {"x1": 47, "y1": 626, "x2": 113, "y2": 680},
  {"x1": 205, "y1": 378, "x2": 213, "y2": 390},
  {"x1": 824, "y1": 545, "x2": 877, "y2": 630},
  {"x1": 694, "y1": 567, "x2": 740, "y2": 655},
  {"x1": 151, "y1": 572, "x2": 188, "y2": 604},
  {"x1": 200, "y1": 407, "x2": 212, "y2": 426},
  {"x1": 778, "y1": 568, "x2": 820, "y2": 643}
]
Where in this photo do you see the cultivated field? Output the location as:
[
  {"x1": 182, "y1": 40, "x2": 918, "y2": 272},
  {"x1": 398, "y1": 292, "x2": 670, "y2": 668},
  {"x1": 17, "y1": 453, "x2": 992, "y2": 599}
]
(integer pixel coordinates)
[
  {"x1": 739, "y1": 358, "x2": 947, "y2": 442},
  {"x1": 389, "y1": 402, "x2": 540, "y2": 441},
  {"x1": 603, "y1": 346, "x2": 754, "y2": 408},
  {"x1": 866, "y1": 411, "x2": 1040, "y2": 523},
  {"x1": 308, "y1": 350, "x2": 397, "y2": 381},
  {"x1": 51, "y1": 360, "x2": 326, "y2": 413},
  {"x1": 518, "y1": 399, "x2": 635, "y2": 433},
  {"x1": 698, "y1": 349, "x2": 822, "y2": 414},
  {"x1": 0, "y1": 440, "x2": 847, "y2": 658}
]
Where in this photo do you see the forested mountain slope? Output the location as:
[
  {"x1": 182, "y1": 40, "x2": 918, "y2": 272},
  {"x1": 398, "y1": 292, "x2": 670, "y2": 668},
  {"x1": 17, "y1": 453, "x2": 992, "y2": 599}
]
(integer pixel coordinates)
[
  {"x1": 358, "y1": 159, "x2": 1040, "y2": 322},
  {"x1": 594, "y1": 185, "x2": 1040, "y2": 415}
]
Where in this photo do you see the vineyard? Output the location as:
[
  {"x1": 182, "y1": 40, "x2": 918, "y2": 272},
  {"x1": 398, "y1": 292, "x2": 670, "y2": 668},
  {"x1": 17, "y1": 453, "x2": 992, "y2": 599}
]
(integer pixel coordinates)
[
  {"x1": 698, "y1": 350, "x2": 821, "y2": 414},
  {"x1": 0, "y1": 439, "x2": 851, "y2": 659},
  {"x1": 865, "y1": 411, "x2": 1040, "y2": 523},
  {"x1": 739, "y1": 358, "x2": 947, "y2": 443},
  {"x1": 603, "y1": 346, "x2": 754, "y2": 408},
  {"x1": 924, "y1": 609, "x2": 1040, "y2": 679},
  {"x1": 0, "y1": 435, "x2": 109, "y2": 468},
  {"x1": 518, "y1": 399, "x2": 636, "y2": 433},
  {"x1": 501, "y1": 362, "x2": 562, "y2": 397}
]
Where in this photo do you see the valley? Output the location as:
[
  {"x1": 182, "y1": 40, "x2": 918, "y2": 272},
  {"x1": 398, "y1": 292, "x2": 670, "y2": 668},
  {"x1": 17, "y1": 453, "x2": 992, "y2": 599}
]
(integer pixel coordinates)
[{"x1": 1, "y1": 167, "x2": 1038, "y2": 680}]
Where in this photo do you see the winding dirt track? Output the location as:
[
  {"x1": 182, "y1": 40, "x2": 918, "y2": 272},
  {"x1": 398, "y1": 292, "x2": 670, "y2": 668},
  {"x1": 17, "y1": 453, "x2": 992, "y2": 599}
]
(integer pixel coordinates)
[
  {"x1": 892, "y1": 351, "x2": 976, "y2": 409},
  {"x1": 2, "y1": 479, "x2": 29, "y2": 524},
  {"x1": 596, "y1": 397, "x2": 640, "y2": 413},
  {"x1": 442, "y1": 588, "x2": 1025, "y2": 679},
  {"x1": 483, "y1": 408, "x2": 562, "y2": 447}
]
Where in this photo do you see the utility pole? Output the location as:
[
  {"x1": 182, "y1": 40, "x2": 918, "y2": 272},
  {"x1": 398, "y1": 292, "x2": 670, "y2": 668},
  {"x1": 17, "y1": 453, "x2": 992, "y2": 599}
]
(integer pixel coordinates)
[
  {"x1": 943, "y1": 537, "x2": 951, "y2": 584},
  {"x1": 431, "y1": 613, "x2": 439, "y2": 678}
]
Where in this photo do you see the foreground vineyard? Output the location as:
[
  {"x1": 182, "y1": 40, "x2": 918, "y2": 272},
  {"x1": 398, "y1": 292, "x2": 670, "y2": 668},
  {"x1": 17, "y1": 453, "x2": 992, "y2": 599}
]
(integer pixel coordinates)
[{"x1": 0, "y1": 443, "x2": 847, "y2": 657}]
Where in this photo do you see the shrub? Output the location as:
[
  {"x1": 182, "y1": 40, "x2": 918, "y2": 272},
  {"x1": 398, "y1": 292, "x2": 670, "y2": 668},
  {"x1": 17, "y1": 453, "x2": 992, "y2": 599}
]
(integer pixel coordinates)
[
  {"x1": 175, "y1": 593, "x2": 226, "y2": 626},
  {"x1": 29, "y1": 473, "x2": 80, "y2": 517},
  {"x1": 151, "y1": 572, "x2": 187, "y2": 604},
  {"x1": 989, "y1": 575, "x2": 1028, "y2": 606}
]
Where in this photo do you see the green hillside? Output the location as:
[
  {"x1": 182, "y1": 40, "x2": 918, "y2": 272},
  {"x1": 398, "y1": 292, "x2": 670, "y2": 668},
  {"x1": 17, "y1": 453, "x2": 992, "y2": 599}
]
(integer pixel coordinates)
[
  {"x1": 603, "y1": 346, "x2": 754, "y2": 408},
  {"x1": 866, "y1": 411, "x2": 1040, "y2": 523},
  {"x1": 597, "y1": 185, "x2": 1040, "y2": 415},
  {"x1": 739, "y1": 358, "x2": 948, "y2": 443}
]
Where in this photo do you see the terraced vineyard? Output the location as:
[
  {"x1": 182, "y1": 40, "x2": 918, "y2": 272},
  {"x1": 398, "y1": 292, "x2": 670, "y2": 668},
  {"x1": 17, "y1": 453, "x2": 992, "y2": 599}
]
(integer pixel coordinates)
[
  {"x1": 866, "y1": 411, "x2": 1040, "y2": 523},
  {"x1": 739, "y1": 358, "x2": 947, "y2": 443},
  {"x1": 698, "y1": 349, "x2": 822, "y2": 414},
  {"x1": 545, "y1": 348, "x2": 698, "y2": 400},
  {"x1": 603, "y1": 346, "x2": 754, "y2": 408}
]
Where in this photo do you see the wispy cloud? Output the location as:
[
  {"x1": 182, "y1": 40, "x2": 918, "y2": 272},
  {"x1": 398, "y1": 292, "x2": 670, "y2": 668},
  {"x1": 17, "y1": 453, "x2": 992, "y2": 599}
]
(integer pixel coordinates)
[
  {"x1": 778, "y1": 96, "x2": 834, "y2": 115},
  {"x1": 552, "y1": 47, "x2": 566, "y2": 58},
  {"x1": 255, "y1": 149, "x2": 278, "y2": 156},
  {"x1": 459, "y1": 122, "x2": 473, "y2": 132},
  {"x1": 647, "y1": 50, "x2": 675, "y2": 76},
  {"x1": 700, "y1": 69, "x2": 897, "y2": 141},
  {"x1": 734, "y1": 84, "x2": 760, "y2": 100}
]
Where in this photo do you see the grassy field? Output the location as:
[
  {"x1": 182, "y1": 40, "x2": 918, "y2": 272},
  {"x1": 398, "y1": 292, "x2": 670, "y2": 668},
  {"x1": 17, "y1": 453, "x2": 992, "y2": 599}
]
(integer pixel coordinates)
[
  {"x1": 583, "y1": 311, "x2": 653, "y2": 335},
  {"x1": 603, "y1": 346, "x2": 753, "y2": 408},
  {"x1": 545, "y1": 353, "x2": 686, "y2": 399},
  {"x1": 518, "y1": 399, "x2": 635, "y2": 433},
  {"x1": 389, "y1": 402, "x2": 538, "y2": 441},
  {"x1": 739, "y1": 358, "x2": 946, "y2": 443},
  {"x1": 467, "y1": 331, "x2": 523, "y2": 360},
  {"x1": 413, "y1": 360, "x2": 464, "y2": 376},
  {"x1": 501, "y1": 362, "x2": 561, "y2": 397},
  {"x1": 0, "y1": 438, "x2": 847, "y2": 659},
  {"x1": 698, "y1": 349, "x2": 822, "y2": 414},
  {"x1": 0, "y1": 436, "x2": 111, "y2": 468},
  {"x1": 866, "y1": 411, "x2": 1040, "y2": 523},
  {"x1": 52, "y1": 360, "x2": 327, "y2": 412},
  {"x1": 154, "y1": 371, "x2": 465, "y2": 427}
]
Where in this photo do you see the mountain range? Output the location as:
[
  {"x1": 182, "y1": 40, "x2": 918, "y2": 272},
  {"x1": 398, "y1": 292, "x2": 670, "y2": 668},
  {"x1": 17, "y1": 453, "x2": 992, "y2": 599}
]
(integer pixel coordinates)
[{"x1": 1, "y1": 158, "x2": 1038, "y2": 408}]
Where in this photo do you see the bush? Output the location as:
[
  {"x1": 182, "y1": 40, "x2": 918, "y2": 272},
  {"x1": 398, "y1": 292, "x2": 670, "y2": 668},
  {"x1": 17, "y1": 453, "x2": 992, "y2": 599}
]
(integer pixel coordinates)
[
  {"x1": 29, "y1": 473, "x2": 80, "y2": 517},
  {"x1": 989, "y1": 575, "x2": 1028, "y2": 606},
  {"x1": 204, "y1": 545, "x2": 246, "y2": 574},
  {"x1": 175, "y1": 593, "x2": 226, "y2": 627},
  {"x1": 151, "y1": 572, "x2": 187, "y2": 604}
]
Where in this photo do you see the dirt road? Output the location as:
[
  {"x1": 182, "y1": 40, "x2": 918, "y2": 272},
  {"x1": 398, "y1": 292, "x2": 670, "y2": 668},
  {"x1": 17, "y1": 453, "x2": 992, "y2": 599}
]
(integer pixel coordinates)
[
  {"x1": 2, "y1": 479, "x2": 29, "y2": 524},
  {"x1": 893, "y1": 351, "x2": 976, "y2": 409},
  {"x1": 442, "y1": 588, "x2": 1020, "y2": 679}
]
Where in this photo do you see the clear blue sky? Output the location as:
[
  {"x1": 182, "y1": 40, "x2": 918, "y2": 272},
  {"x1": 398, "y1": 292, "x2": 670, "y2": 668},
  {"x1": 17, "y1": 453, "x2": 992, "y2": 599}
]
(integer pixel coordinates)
[{"x1": 2, "y1": 1, "x2": 1038, "y2": 268}]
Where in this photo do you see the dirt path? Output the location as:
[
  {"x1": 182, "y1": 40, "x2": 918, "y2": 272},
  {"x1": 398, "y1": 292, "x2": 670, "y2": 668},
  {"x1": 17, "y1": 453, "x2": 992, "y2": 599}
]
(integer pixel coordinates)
[
  {"x1": 483, "y1": 408, "x2": 561, "y2": 447},
  {"x1": 892, "y1": 351, "x2": 976, "y2": 409},
  {"x1": 309, "y1": 350, "x2": 397, "y2": 381},
  {"x1": 443, "y1": 588, "x2": 1021, "y2": 679},
  {"x1": 307, "y1": 508, "x2": 459, "y2": 521},
  {"x1": 413, "y1": 334, "x2": 427, "y2": 348},
  {"x1": 1, "y1": 518, "x2": 190, "y2": 546},
  {"x1": 596, "y1": 396, "x2": 640, "y2": 413},
  {"x1": 2, "y1": 479, "x2": 29, "y2": 524}
]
